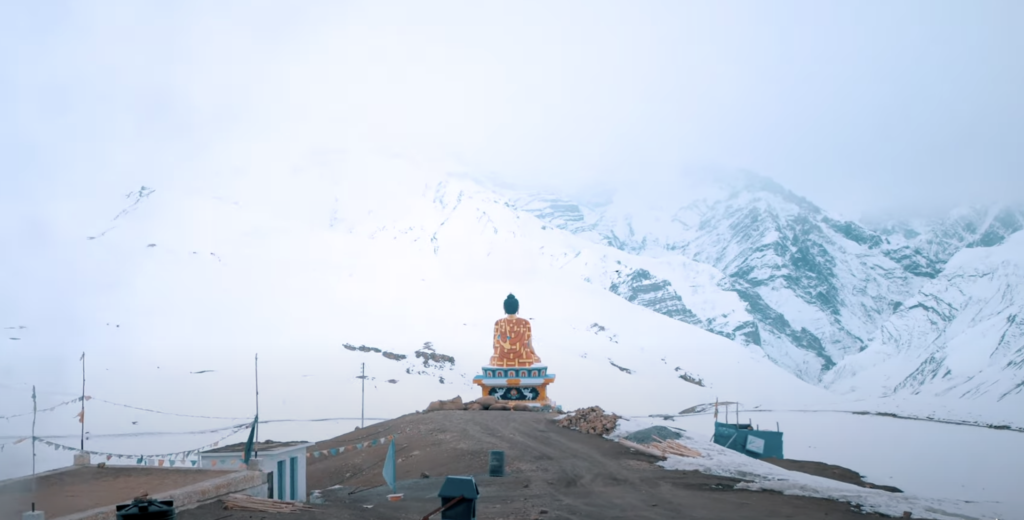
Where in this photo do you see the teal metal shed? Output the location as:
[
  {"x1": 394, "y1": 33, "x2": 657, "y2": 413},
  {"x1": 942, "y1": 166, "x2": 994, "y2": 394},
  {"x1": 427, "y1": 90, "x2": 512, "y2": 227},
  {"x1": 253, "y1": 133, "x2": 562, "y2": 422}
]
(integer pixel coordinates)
[{"x1": 713, "y1": 422, "x2": 784, "y2": 459}]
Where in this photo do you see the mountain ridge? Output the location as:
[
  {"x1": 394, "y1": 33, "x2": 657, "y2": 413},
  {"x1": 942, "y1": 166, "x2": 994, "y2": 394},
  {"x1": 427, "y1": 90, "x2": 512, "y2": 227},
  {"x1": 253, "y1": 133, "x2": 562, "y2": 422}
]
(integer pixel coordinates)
[{"x1": 500, "y1": 172, "x2": 1023, "y2": 410}]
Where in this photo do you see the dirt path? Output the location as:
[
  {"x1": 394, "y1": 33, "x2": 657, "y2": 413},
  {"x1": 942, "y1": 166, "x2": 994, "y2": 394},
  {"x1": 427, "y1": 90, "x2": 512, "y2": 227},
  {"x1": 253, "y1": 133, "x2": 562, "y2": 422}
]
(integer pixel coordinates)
[{"x1": 180, "y1": 410, "x2": 909, "y2": 519}]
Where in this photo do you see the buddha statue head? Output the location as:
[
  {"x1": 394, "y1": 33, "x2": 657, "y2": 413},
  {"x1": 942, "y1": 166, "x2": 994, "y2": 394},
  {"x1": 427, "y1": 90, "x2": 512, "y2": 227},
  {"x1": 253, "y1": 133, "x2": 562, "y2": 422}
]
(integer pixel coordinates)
[{"x1": 504, "y1": 293, "x2": 519, "y2": 315}]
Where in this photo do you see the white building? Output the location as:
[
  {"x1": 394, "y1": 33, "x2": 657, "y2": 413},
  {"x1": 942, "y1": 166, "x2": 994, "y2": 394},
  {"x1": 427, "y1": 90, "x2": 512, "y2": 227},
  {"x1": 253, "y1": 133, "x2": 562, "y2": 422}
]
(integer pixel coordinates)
[{"x1": 200, "y1": 441, "x2": 314, "y2": 502}]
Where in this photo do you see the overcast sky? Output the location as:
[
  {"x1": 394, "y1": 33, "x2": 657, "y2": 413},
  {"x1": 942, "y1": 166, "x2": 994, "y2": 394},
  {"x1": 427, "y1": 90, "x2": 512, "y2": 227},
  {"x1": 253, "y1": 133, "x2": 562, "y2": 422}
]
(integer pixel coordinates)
[{"x1": 2, "y1": 1, "x2": 1022, "y2": 219}]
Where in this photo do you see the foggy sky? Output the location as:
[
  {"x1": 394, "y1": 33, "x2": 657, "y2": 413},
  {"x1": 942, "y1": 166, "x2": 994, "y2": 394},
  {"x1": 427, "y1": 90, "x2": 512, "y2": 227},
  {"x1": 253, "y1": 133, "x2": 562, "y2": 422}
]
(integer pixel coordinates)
[{"x1": 2, "y1": 1, "x2": 1023, "y2": 220}]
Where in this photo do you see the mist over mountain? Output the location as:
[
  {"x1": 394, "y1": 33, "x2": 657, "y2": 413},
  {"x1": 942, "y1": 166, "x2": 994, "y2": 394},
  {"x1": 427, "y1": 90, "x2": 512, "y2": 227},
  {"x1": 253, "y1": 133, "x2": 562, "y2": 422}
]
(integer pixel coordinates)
[
  {"x1": 3, "y1": 154, "x2": 1023, "y2": 491},
  {"x1": 499, "y1": 169, "x2": 1024, "y2": 411}
]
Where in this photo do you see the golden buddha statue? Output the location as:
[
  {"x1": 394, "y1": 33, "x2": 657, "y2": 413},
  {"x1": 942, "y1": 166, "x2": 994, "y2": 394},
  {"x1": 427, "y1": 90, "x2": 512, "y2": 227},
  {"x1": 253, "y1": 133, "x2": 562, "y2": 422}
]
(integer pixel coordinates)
[{"x1": 489, "y1": 294, "x2": 542, "y2": 367}]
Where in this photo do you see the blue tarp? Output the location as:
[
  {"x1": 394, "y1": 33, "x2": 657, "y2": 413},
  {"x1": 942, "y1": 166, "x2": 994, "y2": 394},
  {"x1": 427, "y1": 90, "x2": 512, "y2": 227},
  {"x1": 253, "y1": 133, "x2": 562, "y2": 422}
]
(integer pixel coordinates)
[{"x1": 713, "y1": 421, "x2": 784, "y2": 459}]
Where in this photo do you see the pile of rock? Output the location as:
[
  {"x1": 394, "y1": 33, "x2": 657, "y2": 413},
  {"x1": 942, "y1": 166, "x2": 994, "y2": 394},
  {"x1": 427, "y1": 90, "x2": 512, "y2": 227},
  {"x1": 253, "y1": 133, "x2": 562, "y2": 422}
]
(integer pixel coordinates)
[
  {"x1": 424, "y1": 395, "x2": 537, "y2": 412},
  {"x1": 557, "y1": 406, "x2": 621, "y2": 435}
]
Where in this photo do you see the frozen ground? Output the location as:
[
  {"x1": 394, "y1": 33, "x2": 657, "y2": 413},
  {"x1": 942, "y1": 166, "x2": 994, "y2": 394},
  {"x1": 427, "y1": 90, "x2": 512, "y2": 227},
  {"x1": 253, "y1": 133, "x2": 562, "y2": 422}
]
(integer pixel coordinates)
[{"x1": 611, "y1": 412, "x2": 1020, "y2": 520}]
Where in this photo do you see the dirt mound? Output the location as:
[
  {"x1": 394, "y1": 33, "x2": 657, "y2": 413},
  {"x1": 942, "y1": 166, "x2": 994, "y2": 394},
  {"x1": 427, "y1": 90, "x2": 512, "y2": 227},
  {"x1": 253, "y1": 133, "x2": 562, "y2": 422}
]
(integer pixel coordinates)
[
  {"x1": 557, "y1": 406, "x2": 621, "y2": 435},
  {"x1": 180, "y1": 410, "x2": 898, "y2": 520}
]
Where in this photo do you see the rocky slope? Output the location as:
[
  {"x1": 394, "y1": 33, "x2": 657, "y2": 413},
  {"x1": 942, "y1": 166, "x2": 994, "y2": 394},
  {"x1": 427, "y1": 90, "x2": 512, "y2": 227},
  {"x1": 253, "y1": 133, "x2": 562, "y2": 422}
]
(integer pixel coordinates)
[
  {"x1": 512, "y1": 173, "x2": 919, "y2": 382},
  {"x1": 825, "y1": 231, "x2": 1024, "y2": 403},
  {"x1": 507, "y1": 172, "x2": 1024, "y2": 404}
]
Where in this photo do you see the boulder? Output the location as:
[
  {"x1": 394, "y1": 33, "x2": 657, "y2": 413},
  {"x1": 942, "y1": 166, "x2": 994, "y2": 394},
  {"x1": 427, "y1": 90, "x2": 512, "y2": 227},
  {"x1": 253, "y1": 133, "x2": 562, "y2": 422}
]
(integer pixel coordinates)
[
  {"x1": 425, "y1": 395, "x2": 465, "y2": 412},
  {"x1": 489, "y1": 403, "x2": 511, "y2": 411},
  {"x1": 475, "y1": 396, "x2": 498, "y2": 409},
  {"x1": 467, "y1": 403, "x2": 485, "y2": 411},
  {"x1": 511, "y1": 403, "x2": 532, "y2": 412}
]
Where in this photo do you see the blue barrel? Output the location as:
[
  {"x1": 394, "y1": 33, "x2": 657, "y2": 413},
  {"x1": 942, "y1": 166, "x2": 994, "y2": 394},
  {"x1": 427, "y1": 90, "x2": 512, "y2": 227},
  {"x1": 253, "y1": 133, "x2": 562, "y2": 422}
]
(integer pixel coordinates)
[{"x1": 488, "y1": 450, "x2": 505, "y2": 477}]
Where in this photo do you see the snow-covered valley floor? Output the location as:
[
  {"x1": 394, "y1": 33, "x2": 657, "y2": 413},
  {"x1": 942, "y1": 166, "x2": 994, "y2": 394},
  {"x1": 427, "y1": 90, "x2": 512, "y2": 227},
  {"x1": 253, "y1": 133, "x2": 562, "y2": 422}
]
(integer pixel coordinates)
[{"x1": 613, "y1": 413, "x2": 1021, "y2": 520}]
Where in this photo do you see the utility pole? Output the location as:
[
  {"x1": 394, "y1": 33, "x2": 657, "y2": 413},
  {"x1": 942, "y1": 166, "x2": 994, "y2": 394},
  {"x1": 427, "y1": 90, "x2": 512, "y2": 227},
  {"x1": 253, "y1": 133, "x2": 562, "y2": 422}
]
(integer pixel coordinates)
[
  {"x1": 31, "y1": 386, "x2": 37, "y2": 475},
  {"x1": 80, "y1": 352, "x2": 86, "y2": 451}
]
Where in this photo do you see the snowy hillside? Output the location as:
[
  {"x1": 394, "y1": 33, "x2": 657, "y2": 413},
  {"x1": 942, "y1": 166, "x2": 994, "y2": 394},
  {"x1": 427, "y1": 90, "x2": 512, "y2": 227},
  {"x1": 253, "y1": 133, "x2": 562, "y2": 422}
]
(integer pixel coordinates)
[
  {"x1": 512, "y1": 172, "x2": 923, "y2": 382},
  {"x1": 868, "y1": 204, "x2": 1024, "y2": 278},
  {"x1": 504, "y1": 172, "x2": 1024, "y2": 422},
  {"x1": 3, "y1": 158, "x2": 1022, "y2": 485},
  {"x1": 825, "y1": 230, "x2": 1024, "y2": 405},
  {"x1": 1, "y1": 160, "x2": 846, "y2": 479}
]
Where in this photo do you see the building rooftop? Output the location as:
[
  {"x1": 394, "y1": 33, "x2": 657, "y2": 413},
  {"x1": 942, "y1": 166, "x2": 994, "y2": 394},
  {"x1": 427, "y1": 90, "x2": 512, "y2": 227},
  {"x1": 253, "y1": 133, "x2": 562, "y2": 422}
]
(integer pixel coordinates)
[
  {"x1": 202, "y1": 440, "x2": 311, "y2": 455},
  {"x1": 0, "y1": 465, "x2": 242, "y2": 520}
]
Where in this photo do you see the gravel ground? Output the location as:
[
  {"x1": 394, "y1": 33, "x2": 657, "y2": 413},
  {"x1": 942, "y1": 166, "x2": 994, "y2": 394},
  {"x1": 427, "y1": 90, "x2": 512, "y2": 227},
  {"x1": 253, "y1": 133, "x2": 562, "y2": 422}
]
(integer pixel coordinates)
[{"x1": 177, "y1": 409, "x2": 909, "y2": 519}]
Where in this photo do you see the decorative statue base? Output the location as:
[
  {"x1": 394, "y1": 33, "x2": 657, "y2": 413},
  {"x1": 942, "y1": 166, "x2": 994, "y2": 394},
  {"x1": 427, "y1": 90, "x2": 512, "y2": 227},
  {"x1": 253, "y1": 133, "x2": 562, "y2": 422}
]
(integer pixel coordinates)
[
  {"x1": 475, "y1": 293, "x2": 556, "y2": 407},
  {"x1": 472, "y1": 365, "x2": 556, "y2": 406}
]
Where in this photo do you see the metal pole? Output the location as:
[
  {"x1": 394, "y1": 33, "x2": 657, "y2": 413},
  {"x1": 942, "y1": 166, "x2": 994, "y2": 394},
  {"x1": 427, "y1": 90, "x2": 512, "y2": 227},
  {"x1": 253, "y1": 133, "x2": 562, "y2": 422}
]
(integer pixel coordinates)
[
  {"x1": 255, "y1": 353, "x2": 260, "y2": 459},
  {"x1": 32, "y1": 385, "x2": 37, "y2": 475},
  {"x1": 81, "y1": 352, "x2": 86, "y2": 451},
  {"x1": 361, "y1": 363, "x2": 365, "y2": 429},
  {"x1": 736, "y1": 402, "x2": 739, "y2": 425}
]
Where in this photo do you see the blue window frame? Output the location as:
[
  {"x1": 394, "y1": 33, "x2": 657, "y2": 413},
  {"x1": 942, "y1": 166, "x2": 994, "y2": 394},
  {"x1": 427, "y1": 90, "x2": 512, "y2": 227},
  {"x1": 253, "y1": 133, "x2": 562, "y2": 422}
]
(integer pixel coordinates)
[
  {"x1": 289, "y1": 456, "x2": 298, "y2": 500},
  {"x1": 277, "y1": 460, "x2": 286, "y2": 500}
]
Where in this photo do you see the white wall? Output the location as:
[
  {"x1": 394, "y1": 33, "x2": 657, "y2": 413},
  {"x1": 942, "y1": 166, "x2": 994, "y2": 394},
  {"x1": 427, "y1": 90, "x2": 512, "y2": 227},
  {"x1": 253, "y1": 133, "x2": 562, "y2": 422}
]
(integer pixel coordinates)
[{"x1": 199, "y1": 445, "x2": 309, "y2": 502}]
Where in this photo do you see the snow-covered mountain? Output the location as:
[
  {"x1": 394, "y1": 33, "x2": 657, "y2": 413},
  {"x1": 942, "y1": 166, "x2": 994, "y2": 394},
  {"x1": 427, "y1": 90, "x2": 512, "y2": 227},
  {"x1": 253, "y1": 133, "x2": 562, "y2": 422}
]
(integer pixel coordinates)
[
  {"x1": 512, "y1": 173, "x2": 920, "y2": 382},
  {"x1": 3, "y1": 158, "x2": 1021, "y2": 450},
  {"x1": 504, "y1": 172, "x2": 1024, "y2": 414},
  {"x1": 0, "y1": 165, "x2": 836, "y2": 433},
  {"x1": 825, "y1": 231, "x2": 1024, "y2": 402}
]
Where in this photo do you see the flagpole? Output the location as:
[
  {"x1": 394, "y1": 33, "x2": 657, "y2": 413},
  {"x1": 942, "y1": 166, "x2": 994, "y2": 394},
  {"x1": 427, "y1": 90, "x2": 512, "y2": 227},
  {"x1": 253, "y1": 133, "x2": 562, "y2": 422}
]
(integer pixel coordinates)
[
  {"x1": 80, "y1": 352, "x2": 86, "y2": 451},
  {"x1": 255, "y1": 353, "x2": 259, "y2": 459},
  {"x1": 32, "y1": 385, "x2": 37, "y2": 474},
  {"x1": 361, "y1": 363, "x2": 365, "y2": 429}
]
